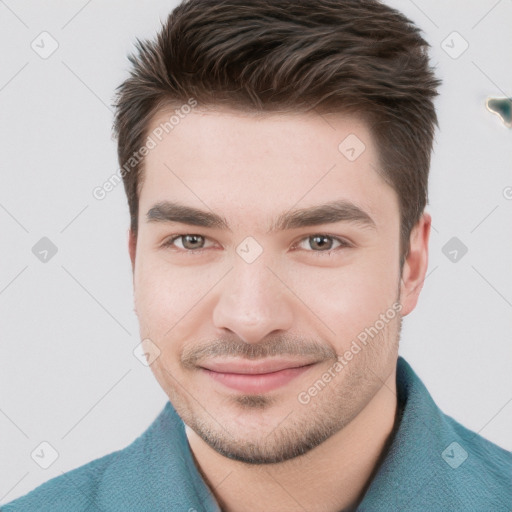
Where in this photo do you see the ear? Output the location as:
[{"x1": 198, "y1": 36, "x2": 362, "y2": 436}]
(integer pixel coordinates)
[
  {"x1": 128, "y1": 229, "x2": 137, "y2": 274},
  {"x1": 399, "y1": 212, "x2": 431, "y2": 316}
]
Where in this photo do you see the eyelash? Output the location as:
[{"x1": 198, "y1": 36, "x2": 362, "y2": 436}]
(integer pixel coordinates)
[{"x1": 160, "y1": 234, "x2": 353, "y2": 256}]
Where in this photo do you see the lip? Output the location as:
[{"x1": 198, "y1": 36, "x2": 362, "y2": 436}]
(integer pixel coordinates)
[{"x1": 199, "y1": 358, "x2": 317, "y2": 394}]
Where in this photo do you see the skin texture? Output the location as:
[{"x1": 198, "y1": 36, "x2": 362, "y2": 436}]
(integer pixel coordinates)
[{"x1": 128, "y1": 107, "x2": 430, "y2": 511}]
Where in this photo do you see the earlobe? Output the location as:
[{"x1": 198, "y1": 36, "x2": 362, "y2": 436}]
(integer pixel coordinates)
[{"x1": 399, "y1": 212, "x2": 431, "y2": 316}]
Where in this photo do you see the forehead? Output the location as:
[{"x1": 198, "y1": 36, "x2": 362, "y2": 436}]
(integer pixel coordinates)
[{"x1": 139, "y1": 107, "x2": 397, "y2": 228}]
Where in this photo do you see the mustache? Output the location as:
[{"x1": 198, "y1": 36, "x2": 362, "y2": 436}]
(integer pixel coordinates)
[{"x1": 181, "y1": 336, "x2": 337, "y2": 369}]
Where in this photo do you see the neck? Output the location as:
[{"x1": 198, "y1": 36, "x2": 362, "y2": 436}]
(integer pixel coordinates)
[{"x1": 187, "y1": 368, "x2": 398, "y2": 512}]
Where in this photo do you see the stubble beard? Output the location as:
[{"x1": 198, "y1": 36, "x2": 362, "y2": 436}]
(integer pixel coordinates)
[{"x1": 171, "y1": 314, "x2": 402, "y2": 465}]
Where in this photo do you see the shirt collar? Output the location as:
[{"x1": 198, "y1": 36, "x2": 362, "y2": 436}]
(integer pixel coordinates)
[{"x1": 357, "y1": 356, "x2": 456, "y2": 510}]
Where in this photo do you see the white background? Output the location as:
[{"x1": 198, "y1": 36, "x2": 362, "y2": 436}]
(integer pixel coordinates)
[{"x1": 1, "y1": 0, "x2": 511, "y2": 504}]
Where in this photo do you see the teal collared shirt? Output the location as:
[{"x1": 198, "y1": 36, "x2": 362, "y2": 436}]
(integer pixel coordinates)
[{"x1": 3, "y1": 357, "x2": 511, "y2": 511}]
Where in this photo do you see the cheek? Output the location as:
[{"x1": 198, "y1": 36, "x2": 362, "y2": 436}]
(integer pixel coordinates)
[
  {"x1": 136, "y1": 269, "x2": 199, "y2": 328},
  {"x1": 134, "y1": 271, "x2": 195, "y2": 377},
  {"x1": 133, "y1": 255, "x2": 224, "y2": 347},
  {"x1": 288, "y1": 251, "x2": 400, "y2": 343}
]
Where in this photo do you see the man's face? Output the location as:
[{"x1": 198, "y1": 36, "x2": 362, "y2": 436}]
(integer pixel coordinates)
[{"x1": 130, "y1": 107, "x2": 409, "y2": 463}]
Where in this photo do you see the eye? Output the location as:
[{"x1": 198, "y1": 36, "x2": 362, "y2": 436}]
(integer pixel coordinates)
[
  {"x1": 161, "y1": 234, "x2": 215, "y2": 252},
  {"x1": 293, "y1": 234, "x2": 352, "y2": 255},
  {"x1": 160, "y1": 233, "x2": 353, "y2": 255}
]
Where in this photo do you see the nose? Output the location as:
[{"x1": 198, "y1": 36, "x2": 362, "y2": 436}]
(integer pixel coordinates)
[{"x1": 212, "y1": 256, "x2": 294, "y2": 344}]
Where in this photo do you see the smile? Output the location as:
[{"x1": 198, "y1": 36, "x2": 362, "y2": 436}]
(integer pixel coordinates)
[{"x1": 199, "y1": 359, "x2": 317, "y2": 394}]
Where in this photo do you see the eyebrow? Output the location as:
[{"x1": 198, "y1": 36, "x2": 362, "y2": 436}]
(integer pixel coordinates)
[{"x1": 146, "y1": 199, "x2": 376, "y2": 233}]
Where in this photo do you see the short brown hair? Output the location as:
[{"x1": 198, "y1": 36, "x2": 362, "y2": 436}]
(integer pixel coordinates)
[{"x1": 113, "y1": 0, "x2": 441, "y2": 268}]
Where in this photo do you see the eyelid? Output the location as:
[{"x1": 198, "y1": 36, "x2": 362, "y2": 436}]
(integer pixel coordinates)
[
  {"x1": 161, "y1": 234, "x2": 216, "y2": 251},
  {"x1": 291, "y1": 234, "x2": 353, "y2": 252}
]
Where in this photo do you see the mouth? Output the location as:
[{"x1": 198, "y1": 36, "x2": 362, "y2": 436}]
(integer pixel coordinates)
[{"x1": 199, "y1": 358, "x2": 318, "y2": 394}]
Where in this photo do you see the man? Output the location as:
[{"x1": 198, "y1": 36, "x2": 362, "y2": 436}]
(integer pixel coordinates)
[{"x1": 4, "y1": 0, "x2": 510, "y2": 510}]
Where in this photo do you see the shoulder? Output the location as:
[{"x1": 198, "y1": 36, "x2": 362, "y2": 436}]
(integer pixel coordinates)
[
  {"x1": 390, "y1": 357, "x2": 512, "y2": 510},
  {"x1": 1, "y1": 449, "x2": 122, "y2": 511},
  {"x1": 1, "y1": 403, "x2": 186, "y2": 512},
  {"x1": 416, "y1": 367, "x2": 512, "y2": 505},
  {"x1": 2, "y1": 402, "x2": 217, "y2": 512},
  {"x1": 441, "y1": 411, "x2": 512, "y2": 501}
]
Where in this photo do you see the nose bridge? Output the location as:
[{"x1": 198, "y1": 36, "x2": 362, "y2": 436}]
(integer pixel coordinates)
[{"x1": 212, "y1": 251, "x2": 294, "y2": 342}]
